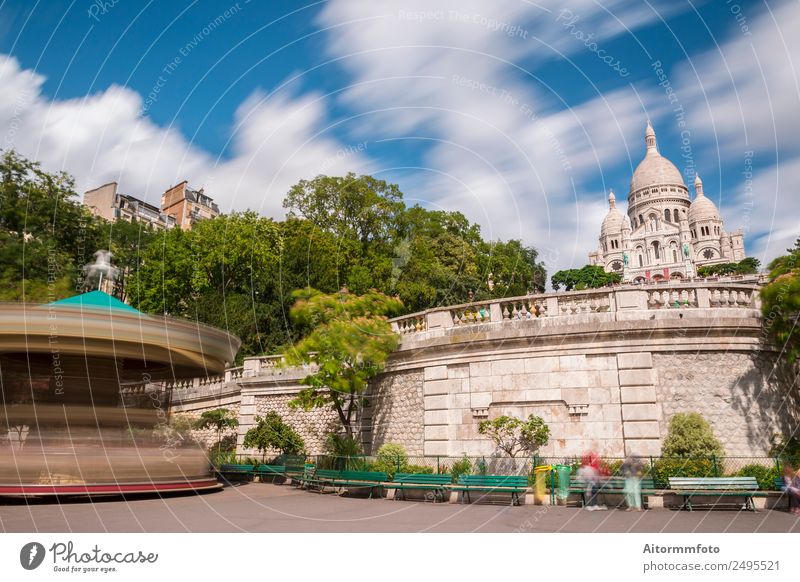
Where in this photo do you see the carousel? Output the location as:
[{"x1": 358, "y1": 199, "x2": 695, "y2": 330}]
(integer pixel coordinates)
[{"x1": 0, "y1": 252, "x2": 240, "y2": 497}]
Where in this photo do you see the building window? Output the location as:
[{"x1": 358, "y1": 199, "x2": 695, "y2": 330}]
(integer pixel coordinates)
[
  {"x1": 664, "y1": 209, "x2": 670, "y2": 222},
  {"x1": 638, "y1": 254, "x2": 643, "y2": 267},
  {"x1": 611, "y1": 261, "x2": 622, "y2": 272},
  {"x1": 703, "y1": 249, "x2": 714, "y2": 259},
  {"x1": 652, "y1": 241, "x2": 660, "y2": 260},
  {"x1": 673, "y1": 249, "x2": 678, "y2": 262}
]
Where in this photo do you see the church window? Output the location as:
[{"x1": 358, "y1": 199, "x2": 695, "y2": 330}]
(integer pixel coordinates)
[
  {"x1": 611, "y1": 261, "x2": 622, "y2": 272},
  {"x1": 703, "y1": 249, "x2": 714, "y2": 259},
  {"x1": 638, "y1": 254, "x2": 643, "y2": 267},
  {"x1": 639, "y1": 214, "x2": 644, "y2": 226},
  {"x1": 664, "y1": 209, "x2": 670, "y2": 222},
  {"x1": 673, "y1": 249, "x2": 678, "y2": 263},
  {"x1": 652, "y1": 241, "x2": 660, "y2": 260},
  {"x1": 674, "y1": 209, "x2": 680, "y2": 221}
]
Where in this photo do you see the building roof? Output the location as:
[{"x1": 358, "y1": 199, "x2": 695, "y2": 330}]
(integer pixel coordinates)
[
  {"x1": 630, "y1": 122, "x2": 686, "y2": 193},
  {"x1": 688, "y1": 174, "x2": 721, "y2": 223},
  {"x1": 48, "y1": 291, "x2": 143, "y2": 315},
  {"x1": 601, "y1": 190, "x2": 627, "y2": 235}
]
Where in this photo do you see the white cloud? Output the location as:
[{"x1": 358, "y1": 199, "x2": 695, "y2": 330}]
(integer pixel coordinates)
[{"x1": 0, "y1": 54, "x2": 368, "y2": 218}]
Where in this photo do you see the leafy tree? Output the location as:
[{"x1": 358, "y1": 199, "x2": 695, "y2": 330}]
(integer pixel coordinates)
[
  {"x1": 477, "y1": 414, "x2": 550, "y2": 457},
  {"x1": 285, "y1": 288, "x2": 403, "y2": 437},
  {"x1": 194, "y1": 408, "x2": 239, "y2": 454},
  {"x1": 760, "y1": 238, "x2": 800, "y2": 363},
  {"x1": 283, "y1": 173, "x2": 406, "y2": 249},
  {"x1": 697, "y1": 257, "x2": 760, "y2": 277},
  {"x1": 242, "y1": 411, "x2": 305, "y2": 455},
  {"x1": 551, "y1": 264, "x2": 620, "y2": 291},
  {"x1": 661, "y1": 412, "x2": 723, "y2": 457}
]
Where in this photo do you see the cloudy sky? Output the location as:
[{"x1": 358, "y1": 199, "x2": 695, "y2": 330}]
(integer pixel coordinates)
[{"x1": 0, "y1": 0, "x2": 797, "y2": 275}]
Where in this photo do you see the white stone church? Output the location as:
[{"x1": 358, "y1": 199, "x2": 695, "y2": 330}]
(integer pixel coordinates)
[{"x1": 589, "y1": 122, "x2": 745, "y2": 282}]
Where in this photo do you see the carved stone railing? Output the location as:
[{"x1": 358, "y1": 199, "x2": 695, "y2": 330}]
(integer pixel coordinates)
[{"x1": 387, "y1": 276, "x2": 763, "y2": 337}]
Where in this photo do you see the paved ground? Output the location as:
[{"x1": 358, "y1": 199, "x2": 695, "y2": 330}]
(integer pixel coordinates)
[{"x1": 1, "y1": 483, "x2": 798, "y2": 533}]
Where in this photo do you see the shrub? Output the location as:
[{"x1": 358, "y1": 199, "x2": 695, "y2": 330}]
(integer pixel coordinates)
[
  {"x1": 652, "y1": 458, "x2": 716, "y2": 488},
  {"x1": 324, "y1": 433, "x2": 363, "y2": 457},
  {"x1": 661, "y1": 413, "x2": 723, "y2": 458},
  {"x1": 243, "y1": 411, "x2": 305, "y2": 455},
  {"x1": 404, "y1": 464, "x2": 434, "y2": 474},
  {"x1": 450, "y1": 456, "x2": 472, "y2": 483},
  {"x1": 477, "y1": 414, "x2": 550, "y2": 457},
  {"x1": 735, "y1": 464, "x2": 780, "y2": 490},
  {"x1": 373, "y1": 443, "x2": 409, "y2": 479}
]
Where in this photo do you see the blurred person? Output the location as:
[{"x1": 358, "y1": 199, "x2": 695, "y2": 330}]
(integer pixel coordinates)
[
  {"x1": 621, "y1": 456, "x2": 644, "y2": 511},
  {"x1": 784, "y1": 466, "x2": 800, "y2": 515},
  {"x1": 579, "y1": 447, "x2": 606, "y2": 511}
]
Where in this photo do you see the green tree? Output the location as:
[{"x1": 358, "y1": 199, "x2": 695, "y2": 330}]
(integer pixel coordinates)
[
  {"x1": 285, "y1": 287, "x2": 403, "y2": 437},
  {"x1": 242, "y1": 411, "x2": 305, "y2": 455},
  {"x1": 551, "y1": 264, "x2": 621, "y2": 291},
  {"x1": 194, "y1": 408, "x2": 239, "y2": 454},
  {"x1": 661, "y1": 412, "x2": 723, "y2": 457},
  {"x1": 697, "y1": 257, "x2": 760, "y2": 277},
  {"x1": 760, "y1": 238, "x2": 800, "y2": 363},
  {"x1": 477, "y1": 414, "x2": 550, "y2": 457}
]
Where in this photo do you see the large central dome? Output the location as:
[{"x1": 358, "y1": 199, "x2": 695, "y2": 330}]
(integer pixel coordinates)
[{"x1": 629, "y1": 121, "x2": 686, "y2": 193}]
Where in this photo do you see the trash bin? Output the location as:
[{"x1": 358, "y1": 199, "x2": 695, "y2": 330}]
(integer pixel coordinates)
[
  {"x1": 555, "y1": 464, "x2": 572, "y2": 504},
  {"x1": 533, "y1": 465, "x2": 553, "y2": 504}
]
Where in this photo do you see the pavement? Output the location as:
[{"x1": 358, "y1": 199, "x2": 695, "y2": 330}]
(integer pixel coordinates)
[{"x1": 1, "y1": 483, "x2": 798, "y2": 533}]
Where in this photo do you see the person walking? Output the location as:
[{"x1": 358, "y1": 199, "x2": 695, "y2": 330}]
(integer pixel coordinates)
[
  {"x1": 622, "y1": 457, "x2": 644, "y2": 511},
  {"x1": 783, "y1": 466, "x2": 800, "y2": 515}
]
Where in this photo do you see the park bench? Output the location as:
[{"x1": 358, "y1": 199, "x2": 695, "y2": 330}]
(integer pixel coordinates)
[
  {"x1": 305, "y1": 469, "x2": 387, "y2": 497},
  {"x1": 388, "y1": 473, "x2": 452, "y2": 502},
  {"x1": 302, "y1": 469, "x2": 342, "y2": 491},
  {"x1": 668, "y1": 477, "x2": 763, "y2": 511},
  {"x1": 254, "y1": 464, "x2": 286, "y2": 482},
  {"x1": 451, "y1": 474, "x2": 529, "y2": 505},
  {"x1": 217, "y1": 464, "x2": 255, "y2": 482},
  {"x1": 568, "y1": 476, "x2": 656, "y2": 508},
  {"x1": 285, "y1": 463, "x2": 313, "y2": 487}
]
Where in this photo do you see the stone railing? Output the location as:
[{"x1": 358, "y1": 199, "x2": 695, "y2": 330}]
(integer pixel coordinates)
[{"x1": 387, "y1": 276, "x2": 763, "y2": 337}]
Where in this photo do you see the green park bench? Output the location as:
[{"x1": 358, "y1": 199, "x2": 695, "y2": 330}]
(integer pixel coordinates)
[
  {"x1": 451, "y1": 474, "x2": 529, "y2": 505},
  {"x1": 217, "y1": 464, "x2": 255, "y2": 482},
  {"x1": 285, "y1": 463, "x2": 313, "y2": 487},
  {"x1": 302, "y1": 469, "x2": 341, "y2": 491},
  {"x1": 254, "y1": 464, "x2": 286, "y2": 481},
  {"x1": 331, "y1": 471, "x2": 388, "y2": 498},
  {"x1": 668, "y1": 477, "x2": 764, "y2": 511},
  {"x1": 568, "y1": 476, "x2": 656, "y2": 508},
  {"x1": 389, "y1": 473, "x2": 452, "y2": 502}
]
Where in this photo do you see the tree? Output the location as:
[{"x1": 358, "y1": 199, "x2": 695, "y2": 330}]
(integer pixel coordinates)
[
  {"x1": 194, "y1": 408, "x2": 239, "y2": 454},
  {"x1": 551, "y1": 264, "x2": 620, "y2": 291},
  {"x1": 697, "y1": 257, "x2": 760, "y2": 277},
  {"x1": 285, "y1": 287, "x2": 403, "y2": 437},
  {"x1": 242, "y1": 411, "x2": 305, "y2": 455},
  {"x1": 760, "y1": 238, "x2": 800, "y2": 363},
  {"x1": 661, "y1": 412, "x2": 723, "y2": 457},
  {"x1": 477, "y1": 414, "x2": 550, "y2": 457}
]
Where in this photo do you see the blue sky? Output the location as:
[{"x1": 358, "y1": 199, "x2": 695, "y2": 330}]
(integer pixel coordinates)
[{"x1": 0, "y1": 0, "x2": 797, "y2": 275}]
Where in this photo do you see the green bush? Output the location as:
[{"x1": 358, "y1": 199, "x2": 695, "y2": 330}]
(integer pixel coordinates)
[
  {"x1": 450, "y1": 456, "x2": 472, "y2": 483},
  {"x1": 324, "y1": 433, "x2": 363, "y2": 457},
  {"x1": 661, "y1": 413, "x2": 723, "y2": 458},
  {"x1": 373, "y1": 443, "x2": 409, "y2": 478},
  {"x1": 404, "y1": 464, "x2": 434, "y2": 474},
  {"x1": 734, "y1": 464, "x2": 780, "y2": 490},
  {"x1": 652, "y1": 458, "x2": 716, "y2": 488}
]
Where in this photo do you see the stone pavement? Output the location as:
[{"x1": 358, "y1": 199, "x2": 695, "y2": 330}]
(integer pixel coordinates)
[{"x1": 1, "y1": 483, "x2": 798, "y2": 533}]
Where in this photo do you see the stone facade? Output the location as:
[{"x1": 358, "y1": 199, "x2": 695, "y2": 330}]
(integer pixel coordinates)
[
  {"x1": 654, "y1": 352, "x2": 797, "y2": 456},
  {"x1": 361, "y1": 370, "x2": 424, "y2": 455},
  {"x1": 165, "y1": 279, "x2": 800, "y2": 460},
  {"x1": 171, "y1": 403, "x2": 240, "y2": 451}
]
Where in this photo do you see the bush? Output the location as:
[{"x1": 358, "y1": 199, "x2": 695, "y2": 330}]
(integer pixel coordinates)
[
  {"x1": 373, "y1": 443, "x2": 409, "y2": 479},
  {"x1": 652, "y1": 458, "x2": 716, "y2": 488},
  {"x1": 243, "y1": 411, "x2": 305, "y2": 455},
  {"x1": 661, "y1": 413, "x2": 723, "y2": 458},
  {"x1": 735, "y1": 464, "x2": 780, "y2": 490},
  {"x1": 450, "y1": 456, "x2": 472, "y2": 483},
  {"x1": 405, "y1": 464, "x2": 434, "y2": 474},
  {"x1": 324, "y1": 433, "x2": 363, "y2": 457}
]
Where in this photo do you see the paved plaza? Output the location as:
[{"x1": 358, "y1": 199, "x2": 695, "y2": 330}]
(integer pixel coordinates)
[{"x1": 1, "y1": 484, "x2": 798, "y2": 533}]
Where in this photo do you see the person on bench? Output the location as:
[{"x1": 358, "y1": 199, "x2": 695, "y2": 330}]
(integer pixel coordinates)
[
  {"x1": 621, "y1": 457, "x2": 644, "y2": 512},
  {"x1": 782, "y1": 466, "x2": 800, "y2": 515},
  {"x1": 579, "y1": 449, "x2": 606, "y2": 511}
]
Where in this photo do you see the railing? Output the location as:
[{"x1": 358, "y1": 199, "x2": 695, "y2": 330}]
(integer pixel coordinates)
[{"x1": 388, "y1": 276, "x2": 763, "y2": 337}]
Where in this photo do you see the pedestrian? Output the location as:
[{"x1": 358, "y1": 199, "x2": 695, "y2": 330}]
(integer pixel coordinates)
[
  {"x1": 580, "y1": 448, "x2": 606, "y2": 511},
  {"x1": 784, "y1": 466, "x2": 800, "y2": 515},
  {"x1": 621, "y1": 457, "x2": 644, "y2": 511}
]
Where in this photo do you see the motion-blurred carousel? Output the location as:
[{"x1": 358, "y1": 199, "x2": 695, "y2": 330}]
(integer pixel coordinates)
[{"x1": 0, "y1": 252, "x2": 240, "y2": 496}]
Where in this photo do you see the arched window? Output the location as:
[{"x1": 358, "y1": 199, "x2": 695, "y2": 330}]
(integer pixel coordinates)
[
  {"x1": 639, "y1": 214, "x2": 644, "y2": 227},
  {"x1": 674, "y1": 209, "x2": 680, "y2": 222},
  {"x1": 632, "y1": 217, "x2": 636, "y2": 229},
  {"x1": 638, "y1": 254, "x2": 643, "y2": 267},
  {"x1": 673, "y1": 249, "x2": 678, "y2": 263},
  {"x1": 652, "y1": 241, "x2": 660, "y2": 260},
  {"x1": 664, "y1": 209, "x2": 670, "y2": 222}
]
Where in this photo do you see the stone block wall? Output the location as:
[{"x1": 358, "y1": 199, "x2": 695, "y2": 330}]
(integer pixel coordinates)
[
  {"x1": 172, "y1": 403, "x2": 240, "y2": 452},
  {"x1": 654, "y1": 352, "x2": 799, "y2": 456},
  {"x1": 361, "y1": 369, "x2": 424, "y2": 455}
]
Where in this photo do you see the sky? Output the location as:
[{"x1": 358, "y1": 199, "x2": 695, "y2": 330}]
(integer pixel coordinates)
[{"x1": 0, "y1": 0, "x2": 797, "y2": 277}]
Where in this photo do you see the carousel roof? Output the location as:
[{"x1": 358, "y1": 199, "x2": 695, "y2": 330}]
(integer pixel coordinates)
[{"x1": 48, "y1": 290, "x2": 143, "y2": 315}]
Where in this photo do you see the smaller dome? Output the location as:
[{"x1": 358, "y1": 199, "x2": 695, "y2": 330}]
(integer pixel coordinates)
[
  {"x1": 688, "y1": 174, "x2": 720, "y2": 223},
  {"x1": 601, "y1": 190, "x2": 626, "y2": 235}
]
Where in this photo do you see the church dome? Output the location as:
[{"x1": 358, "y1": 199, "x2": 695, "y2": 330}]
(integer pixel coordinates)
[
  {"x1": 688, "y1": 174, "x2": 720, "y2": 222},
  {"x1": 630, "y1": 122, "x2": 686, "y2": 193},
  {"x1": 601, "y1": 190, "x2": 626, "y2": 235}
]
